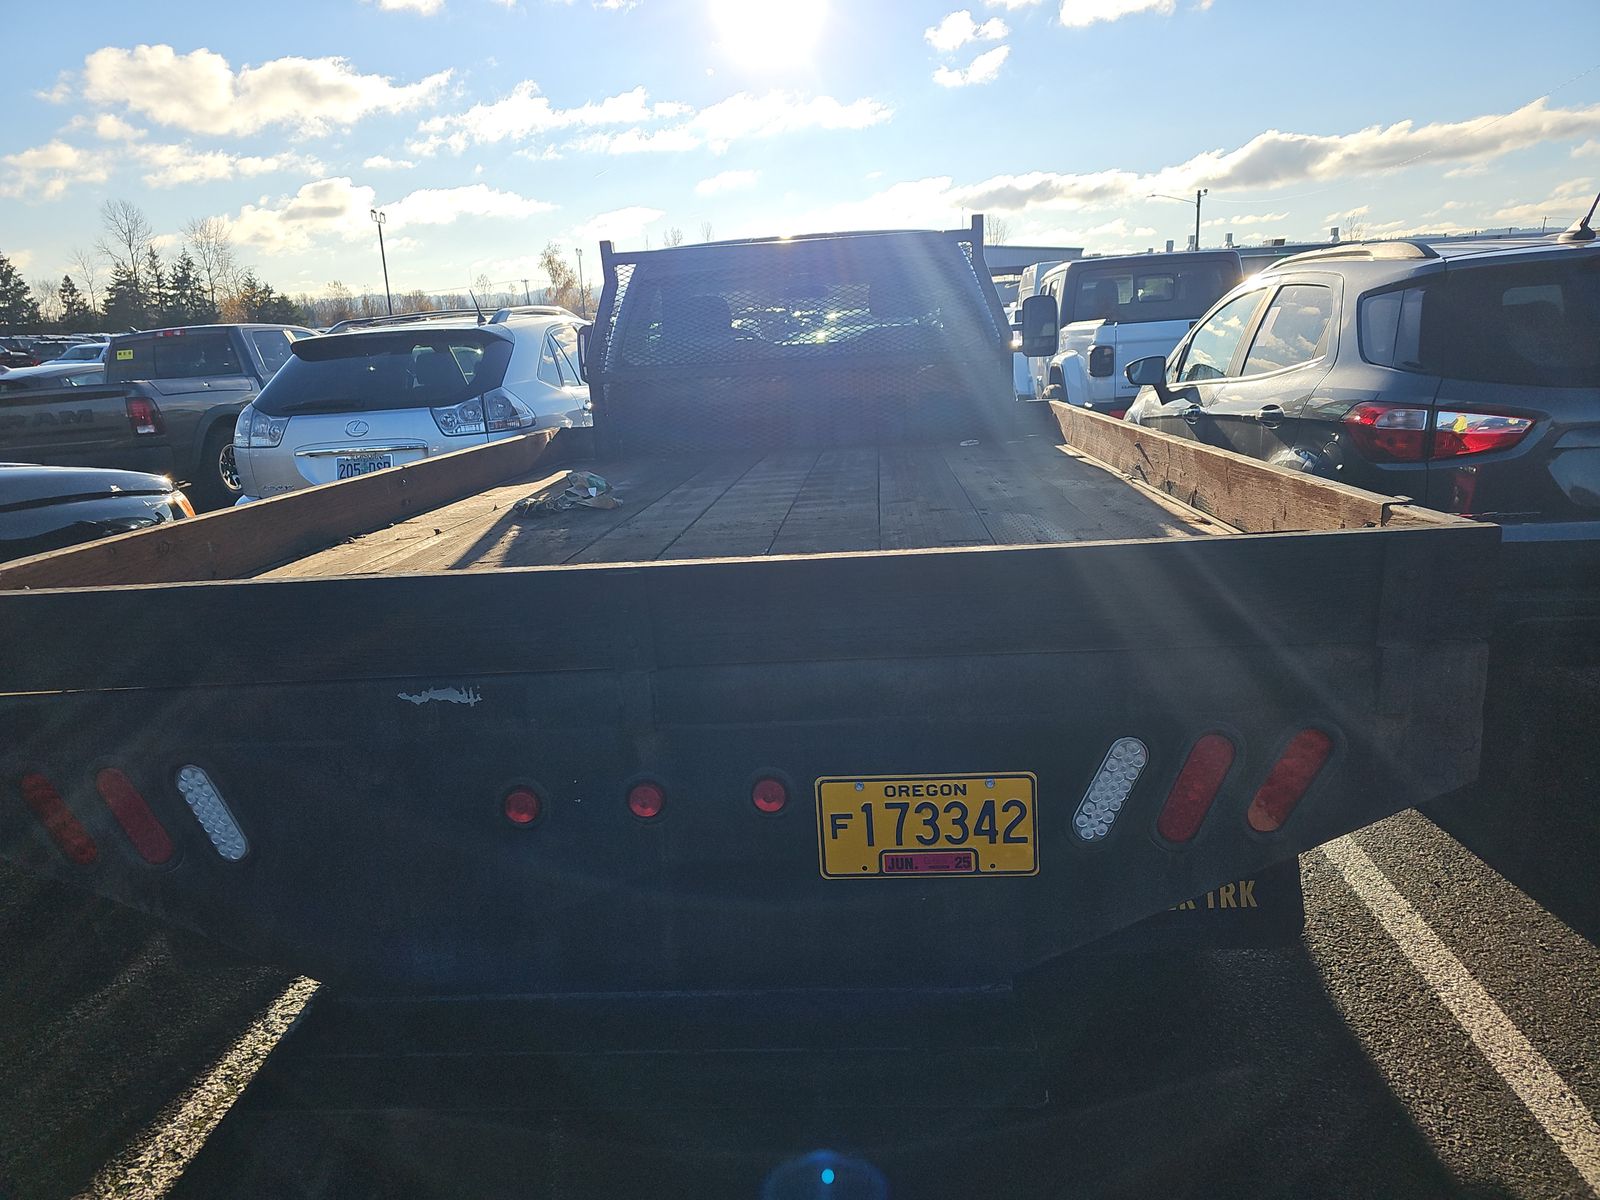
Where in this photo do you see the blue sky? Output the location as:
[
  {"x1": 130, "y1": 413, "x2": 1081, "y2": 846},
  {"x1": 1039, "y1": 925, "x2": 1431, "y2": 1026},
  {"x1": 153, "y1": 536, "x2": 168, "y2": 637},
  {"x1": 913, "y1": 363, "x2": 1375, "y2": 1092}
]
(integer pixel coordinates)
[{"x1": 3, "y1": 0, "x2": 1599, "y2": 301}]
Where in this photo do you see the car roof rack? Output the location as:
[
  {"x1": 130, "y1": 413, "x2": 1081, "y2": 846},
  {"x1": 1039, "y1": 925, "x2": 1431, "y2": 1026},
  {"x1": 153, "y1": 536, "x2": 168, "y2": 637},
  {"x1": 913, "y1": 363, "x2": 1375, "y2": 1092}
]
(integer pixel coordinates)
[{"x1": 1272, "y1": 239, "x2": 1442, "y2": 268}]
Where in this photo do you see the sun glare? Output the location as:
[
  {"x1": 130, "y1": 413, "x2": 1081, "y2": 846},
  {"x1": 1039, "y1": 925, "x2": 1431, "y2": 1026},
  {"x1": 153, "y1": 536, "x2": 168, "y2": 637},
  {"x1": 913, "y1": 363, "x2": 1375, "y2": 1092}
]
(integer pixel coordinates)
[{"x1": 708, "y1": 0, "x2": 829, "y2": 69}]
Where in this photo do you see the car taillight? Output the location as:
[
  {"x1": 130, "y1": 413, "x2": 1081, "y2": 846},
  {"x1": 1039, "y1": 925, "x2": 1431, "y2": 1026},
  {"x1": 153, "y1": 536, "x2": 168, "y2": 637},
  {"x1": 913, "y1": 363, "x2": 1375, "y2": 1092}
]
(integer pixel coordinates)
[
  {"x1": 19, "y1": 773, "x2": 98, "y2": 865},
  {"x1": 126, "y1": 396, "x2": 164, "y2": 436},
  {"x1": 1342, "y1": 403, "x2": 1428, "y2": 461},
  {"x1": 1432, "y1": 409, "x2": 1534, "y2": 458},
  {"x1": 432, "y1": 397, "x2": 488, "y2": 436},
  {"x1": 1156, "y1": 733, "x2": 1236, "y2": 844},
  {"x1": 752, "y1": 777, "x2": 788, "y2": 814},
  {"x1": 1073, "y1": 737, "x2": 1148, "y2": 842},
  {"x1": 484, "y1": 388, "x2": 536, "y2": 433},
  {"x1": 1343, "y1": 403, "x2": 1535, "y2": 463},
  {"x1": 1088, "y1": 345, "x2": 1115, "y2": 378},
  {"x1": 95, "y1": 768, "x2": 175, "y2": 865},
  {"x1": 174, "y1": 765, "x2": 249, "y2": 861},
  {"x1": 1247, "y1": 729, "x2": 1333, "y2": 833},
  {"x1": 503, "y1": 787, "x2": 542, "y2": 826},
  {"x1": 234, "y1": 404, "x2": 286, "y2": 449},
  {"x1": 627, "y1": 781, "x2": 665, "y2": 820}
]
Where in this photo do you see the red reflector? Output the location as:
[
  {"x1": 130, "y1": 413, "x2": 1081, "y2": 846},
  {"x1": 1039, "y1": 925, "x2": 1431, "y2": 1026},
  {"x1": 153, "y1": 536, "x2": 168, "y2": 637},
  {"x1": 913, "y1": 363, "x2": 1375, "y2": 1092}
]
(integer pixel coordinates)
[
  {"x1": 752, "y1": 777, "x2": 788, "y2": 814},
  {"x1": 125, "y1": 396, "x2": 164, "y2": 436},
  {"x1": 19, "y1": 773, "x2": 97, "y2": 865},
  {"x1": 1247, "y1": 730, "x2": 1334, "y2": 833},
  {"x1": 627, "y1": 781, "x2": 665, "y2": 820},
  {"x1": 1157, "y1": 734, "x2": 1236, "y2": 843},
  {"x1": 94, "y1": 768, "x2": 174, "y2": 864},
  {"x1": 503, "y1": 787, "x2": 541, "y2": 826}
]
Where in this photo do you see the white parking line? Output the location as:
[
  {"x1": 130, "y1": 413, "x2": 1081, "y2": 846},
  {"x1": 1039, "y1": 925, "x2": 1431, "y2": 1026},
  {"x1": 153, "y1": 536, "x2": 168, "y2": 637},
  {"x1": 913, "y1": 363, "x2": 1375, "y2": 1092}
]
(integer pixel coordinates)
[
  {"x1": 1323, "y1": 837, "x2": 1600, "y2": 1196},
  {"x1": 75, "y1": 978, "x2": 319, "y2": 1200}
]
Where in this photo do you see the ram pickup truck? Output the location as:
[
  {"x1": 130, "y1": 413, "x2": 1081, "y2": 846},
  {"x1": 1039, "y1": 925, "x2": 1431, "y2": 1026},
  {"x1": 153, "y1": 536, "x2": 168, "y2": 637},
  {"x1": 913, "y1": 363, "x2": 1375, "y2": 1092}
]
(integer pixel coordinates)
[
  {"x1": 0, "y1": 323, "x2": 313, "y2": 509},
  {"x1": 0, "y1": 221, "x2": 1495, "y2": 999},
  {"x1": 1031, "y1": 250, "x2": 1241, "y2": 418}
]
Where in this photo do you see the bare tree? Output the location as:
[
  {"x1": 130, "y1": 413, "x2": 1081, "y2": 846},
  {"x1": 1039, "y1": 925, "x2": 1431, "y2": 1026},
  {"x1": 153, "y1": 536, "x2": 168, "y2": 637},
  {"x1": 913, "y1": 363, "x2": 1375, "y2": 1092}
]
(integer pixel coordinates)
[
  {"x1": 699, "y1": 221, "x2": 715, "y2": 243},
  {"x1": 182, "y1": 215, "x2": 238, "y2": 311},
  {"x1": 97, "y1": 199, "x2": 154, "y2": 293},
  {"x1": 664, "y1": 226, "x2": 685, "y2": 248},
  {"x1": 986, "y1": 215, "x2": 1014, "y2": 244},
  {"x1": 538, "y1": 242, "x2": 583, "y2": 312},
  {"x1": 31, "y1": 278, "x2": 63, "y2": 325},
  {"x1": 69, "y1": 246, "x2": 105, "y2": 313}
]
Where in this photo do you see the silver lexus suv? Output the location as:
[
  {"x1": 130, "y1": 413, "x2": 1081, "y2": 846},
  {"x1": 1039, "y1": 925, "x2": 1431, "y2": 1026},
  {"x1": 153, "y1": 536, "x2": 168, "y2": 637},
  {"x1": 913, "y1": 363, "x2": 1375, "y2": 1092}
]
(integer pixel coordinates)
[{"x1": 233, "y1": 306, "x2": 590, "y2": 503}]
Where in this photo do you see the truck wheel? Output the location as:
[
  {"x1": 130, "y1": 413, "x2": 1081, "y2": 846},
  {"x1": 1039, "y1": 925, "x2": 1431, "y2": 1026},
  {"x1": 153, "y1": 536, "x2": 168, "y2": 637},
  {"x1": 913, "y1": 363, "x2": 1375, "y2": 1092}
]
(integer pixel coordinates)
[{"x1": 193, "y1": 426, "x2": 244, "y2": 511}]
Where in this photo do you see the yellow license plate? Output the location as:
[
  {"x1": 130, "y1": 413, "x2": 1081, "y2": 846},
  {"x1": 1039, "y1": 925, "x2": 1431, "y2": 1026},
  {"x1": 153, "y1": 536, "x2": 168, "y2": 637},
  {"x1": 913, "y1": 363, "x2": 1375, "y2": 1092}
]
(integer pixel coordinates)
[{"x1": 816, "y1": 773, "x2": 1038, "y2": 878}]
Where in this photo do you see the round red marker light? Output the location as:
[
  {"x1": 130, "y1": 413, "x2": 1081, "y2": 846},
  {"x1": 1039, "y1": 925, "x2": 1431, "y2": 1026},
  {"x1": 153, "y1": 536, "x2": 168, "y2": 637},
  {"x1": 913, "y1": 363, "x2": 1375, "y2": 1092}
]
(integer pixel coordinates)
[
  {"x1": 752, "y1": 777, "x2": 788, "y2": 814},
  {"x1": 627, "y1": 781, "x2": 665, "y2": 820},
  {"x1": 503, "y1": 788, "x2": 541, "y2": 826}
]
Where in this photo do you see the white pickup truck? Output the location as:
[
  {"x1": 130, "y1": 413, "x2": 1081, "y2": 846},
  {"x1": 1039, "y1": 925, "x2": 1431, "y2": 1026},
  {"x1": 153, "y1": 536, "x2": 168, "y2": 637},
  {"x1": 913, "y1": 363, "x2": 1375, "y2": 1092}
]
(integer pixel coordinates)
[{"x1": 1029, "y1": 250, "x2": 1240, "y2": 418}]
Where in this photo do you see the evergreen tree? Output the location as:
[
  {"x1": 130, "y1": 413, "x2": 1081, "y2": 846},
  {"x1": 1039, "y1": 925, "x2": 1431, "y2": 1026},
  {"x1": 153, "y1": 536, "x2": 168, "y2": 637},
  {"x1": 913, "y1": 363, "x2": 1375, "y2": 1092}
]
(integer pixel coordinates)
[
  {"x1": 233, "y1": 271, "x2": 304, "y2": 324},
  {"x1": 142, "y1": 247, "x2": 169, "y2": 326},
  {"x1": 102, "y1": 261, "x2": 146, "y2": 329},
  {"x1": 0, "y1": 251, "x2": 41, "y2": 331},
  {"x1": 165, "y1": 252, "x2": 215, "y2": 325},
  {"x1": 58, "y1": 275, "x2": 93, "y2": 333}
]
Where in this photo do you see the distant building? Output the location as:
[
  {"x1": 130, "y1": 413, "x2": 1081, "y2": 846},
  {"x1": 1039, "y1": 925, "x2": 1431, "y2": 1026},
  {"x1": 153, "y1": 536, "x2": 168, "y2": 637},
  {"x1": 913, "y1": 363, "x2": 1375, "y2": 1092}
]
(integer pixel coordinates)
[{"x1": 985, "y1": 244, "x2": 1085, "y2": 307}]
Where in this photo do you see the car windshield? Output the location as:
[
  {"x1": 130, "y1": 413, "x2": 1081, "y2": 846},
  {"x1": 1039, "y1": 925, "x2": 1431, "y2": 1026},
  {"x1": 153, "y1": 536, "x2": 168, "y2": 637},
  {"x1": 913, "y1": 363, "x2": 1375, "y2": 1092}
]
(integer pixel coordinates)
[{"x1": 254, "y1": 329, "x2": 512, "y2": 415}]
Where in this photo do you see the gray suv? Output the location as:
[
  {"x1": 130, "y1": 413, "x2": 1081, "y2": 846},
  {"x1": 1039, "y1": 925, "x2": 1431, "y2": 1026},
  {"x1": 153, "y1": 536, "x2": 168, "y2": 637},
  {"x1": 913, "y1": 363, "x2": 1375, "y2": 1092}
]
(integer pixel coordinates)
[{"x1": 1123, "y1": 234, "x2": 1600, "y2": 522}]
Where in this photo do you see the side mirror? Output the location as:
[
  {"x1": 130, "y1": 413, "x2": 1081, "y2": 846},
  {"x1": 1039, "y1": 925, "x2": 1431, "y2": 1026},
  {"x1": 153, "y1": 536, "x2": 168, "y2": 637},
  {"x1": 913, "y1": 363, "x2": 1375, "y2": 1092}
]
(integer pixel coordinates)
[
  {"x1": 575, "y1": 325, "x2": 590, "y2": 384},
  {"x1": 1124, "y1": 356, "x2": 1167, "y2": 387},
  {"x1": 1018, "y1": 294, "x2": 1059, "y2": 358}
]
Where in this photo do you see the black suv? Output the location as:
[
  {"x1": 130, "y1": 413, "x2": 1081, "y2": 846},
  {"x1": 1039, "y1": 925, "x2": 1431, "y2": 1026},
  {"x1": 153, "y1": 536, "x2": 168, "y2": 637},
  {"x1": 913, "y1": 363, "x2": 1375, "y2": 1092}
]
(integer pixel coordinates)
[{"x1": 1122, "y1": 235, "x2": 1600, "y2": 522}]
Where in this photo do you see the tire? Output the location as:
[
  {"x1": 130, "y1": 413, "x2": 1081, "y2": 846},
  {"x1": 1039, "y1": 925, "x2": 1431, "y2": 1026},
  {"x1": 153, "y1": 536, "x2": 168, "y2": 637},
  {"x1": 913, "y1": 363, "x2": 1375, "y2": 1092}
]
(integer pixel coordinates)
[{"x1": 191, "y1": 424, "x2": 244, "y2": 511}]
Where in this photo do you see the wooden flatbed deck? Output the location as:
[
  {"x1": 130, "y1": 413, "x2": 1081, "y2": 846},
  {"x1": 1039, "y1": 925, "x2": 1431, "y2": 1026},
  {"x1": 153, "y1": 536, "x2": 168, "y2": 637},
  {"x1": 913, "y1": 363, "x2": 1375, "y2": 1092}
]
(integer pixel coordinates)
[{"x1": 263, "y1": 435, "x2": 1215, "y2": 579}]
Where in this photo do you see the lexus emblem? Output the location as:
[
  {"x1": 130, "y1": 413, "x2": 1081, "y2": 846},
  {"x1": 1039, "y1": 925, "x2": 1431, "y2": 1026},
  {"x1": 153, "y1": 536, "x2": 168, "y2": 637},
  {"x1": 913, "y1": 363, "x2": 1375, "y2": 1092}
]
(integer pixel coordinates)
[{"x1": 344, "y1": 419, "x2": 370, "y2": 437}]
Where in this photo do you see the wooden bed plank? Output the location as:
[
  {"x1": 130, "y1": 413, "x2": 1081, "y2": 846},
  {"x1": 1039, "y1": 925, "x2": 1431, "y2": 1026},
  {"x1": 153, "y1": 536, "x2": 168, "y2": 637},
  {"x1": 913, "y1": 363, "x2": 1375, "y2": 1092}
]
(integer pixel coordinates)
[
  {"x1": 877, "y1": 446, "x2": 993, "y2": 550},
  {"x1": 767, "y1": 448, "x2": 882, "y2": 556},
  {"x1": 942, "y1": 439, "x2": 1110, "y2": 546},
  {"x1": 570, "y1": 455, "x2": 760, "y2": 564},
  {"x1": 421, "y1": 454, "x2": 709, "y2": 572},
  {"x1": 660, "y1": 452, "x2": 820, "y2": 560}
]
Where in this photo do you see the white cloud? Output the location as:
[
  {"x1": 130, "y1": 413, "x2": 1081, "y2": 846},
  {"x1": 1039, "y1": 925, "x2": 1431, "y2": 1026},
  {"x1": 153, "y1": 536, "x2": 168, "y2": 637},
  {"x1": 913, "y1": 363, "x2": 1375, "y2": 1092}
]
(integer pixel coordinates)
[
  {"x1": 78, "y1": 45, "x2": 452, "y2": 136},
  {"x1": 925, "y1": 10, "x2": 1009, "y2": 51},
  {"x1": 69, "y1": 112, "x2": 147, "y2": 140},
  {"x1": 1491, "y1": 178, "x2": 1597, "y2": 228},
  {"x1": 0, "y1": 140, "x2": 111, "y2": 200},
  {"x1": 225, "y1": 177, "x2": 377, "y2": 254},
  {"x1": 1059, "y1": 0, "x2": 1174, "y2": 27},
  {"x1": 413, "y1": 82, "x2": 689, "y2": 154},
  {"x1": 130, "y1": 143, "x2": 327, "y2": 188},
  {"x1": 985, "y1": 0, "x2": 1044, "y2": 7},
  {"x1": 216, "y1": 178, "x2": 554, "y2": 255},
  {"x1": 1322, "y1": 204, "x2": 1370, "y2": 223},
  {"x1": 1572, "y1": 139, "x2": 1600, "y2": 157},
  {"x1": 371, "y1": 0, "x2": 445, "y2": 12},
  {"x1": 385, "y1": 183, "x2": 556, "y2": 227},
  {"x1": 695, "y1": 168, "x2": 759, "y2": 196},
  {"x1": 1202, "y1": 210, "x2": 1289, "y2": 227},
  {"x1": 933, "y1": 45, "x2": 1010, "y2": 87},
  {"x1": 563, "y1": 90, "x2": 892, "y2": 156},
  {"x1": 569, "y1": 205, "x2": 664, "y2": 247},
  {"x1": 363, "y1": 155, "x2": 417, "y2": 169},
  {"x1": 942, "y1": 99, "x2": 1600, "y2": 213},
  {"x1": 10, "y1": 250, "x2": 34, "y2": 272}
]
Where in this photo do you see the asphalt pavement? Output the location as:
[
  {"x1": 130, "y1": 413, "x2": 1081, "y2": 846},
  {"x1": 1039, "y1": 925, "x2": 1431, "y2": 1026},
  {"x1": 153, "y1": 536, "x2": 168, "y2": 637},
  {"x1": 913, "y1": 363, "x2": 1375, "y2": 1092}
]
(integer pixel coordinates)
[{"x1": 2, "y1": 799, "x2": 1597, "y2": 1200}]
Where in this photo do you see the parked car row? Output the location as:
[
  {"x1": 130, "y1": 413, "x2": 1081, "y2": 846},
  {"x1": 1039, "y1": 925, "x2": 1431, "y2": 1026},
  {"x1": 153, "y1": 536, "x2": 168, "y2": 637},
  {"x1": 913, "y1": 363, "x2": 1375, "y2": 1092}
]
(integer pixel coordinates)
[{"x1": 1014, "y1": 223, "x2": 1599, "y2": 523}]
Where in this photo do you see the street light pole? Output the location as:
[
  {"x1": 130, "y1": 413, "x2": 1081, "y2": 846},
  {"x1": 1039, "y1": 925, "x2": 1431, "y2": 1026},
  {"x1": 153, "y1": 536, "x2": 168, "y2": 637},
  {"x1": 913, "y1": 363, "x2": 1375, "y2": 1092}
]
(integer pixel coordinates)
[
  {"x1": 369, "y1": 209, "x2": 393, "y2": 315},
  {"x1": 1149, "y1": 189, "x2": 1208, "y2": 250},
  {"x1": 522, "y1": 278, "x2": 531, "y2": 305}
]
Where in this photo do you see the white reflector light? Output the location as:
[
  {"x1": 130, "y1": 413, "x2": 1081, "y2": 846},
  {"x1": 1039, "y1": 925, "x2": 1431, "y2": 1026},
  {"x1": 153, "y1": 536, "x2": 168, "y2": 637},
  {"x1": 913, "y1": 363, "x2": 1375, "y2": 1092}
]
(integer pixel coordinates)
[
  {"x1": 1074, "y1": 737, "x2": 1148, "y2": 842},
  {"x1": 175, "y1": 766, "x2": 248, "y2": 861}
]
